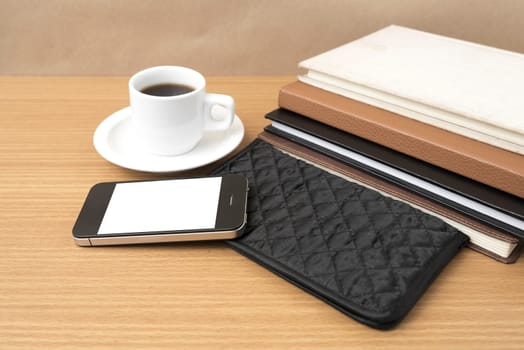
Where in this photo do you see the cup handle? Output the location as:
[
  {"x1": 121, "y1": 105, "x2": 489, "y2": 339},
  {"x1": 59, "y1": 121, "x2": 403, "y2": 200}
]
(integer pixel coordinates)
[{"x1": 204, "y1": 93, "x2": 235, "y2": 131}]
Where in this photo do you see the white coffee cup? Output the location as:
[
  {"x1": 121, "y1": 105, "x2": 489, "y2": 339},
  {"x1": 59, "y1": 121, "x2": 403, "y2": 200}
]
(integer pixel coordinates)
[{"x1": 129, "y1": 66, "x2": 235, "y2": 156}]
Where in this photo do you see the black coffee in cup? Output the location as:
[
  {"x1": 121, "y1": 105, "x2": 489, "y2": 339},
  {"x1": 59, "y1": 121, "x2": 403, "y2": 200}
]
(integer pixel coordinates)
[{"x1": 140, "y1": 83, "x2": 194, "y2": 97}]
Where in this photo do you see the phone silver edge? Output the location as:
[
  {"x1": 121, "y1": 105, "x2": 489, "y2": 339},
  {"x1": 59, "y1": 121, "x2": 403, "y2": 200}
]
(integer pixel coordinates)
[{"x1": 74, "y1": 222, "x2": 245, "y2": 247}]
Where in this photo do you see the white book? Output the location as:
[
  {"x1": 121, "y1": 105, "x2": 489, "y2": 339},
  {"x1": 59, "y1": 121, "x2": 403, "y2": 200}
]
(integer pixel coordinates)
[{"x1": 298, "y1": 25, "x2": 524, "y2": 155}]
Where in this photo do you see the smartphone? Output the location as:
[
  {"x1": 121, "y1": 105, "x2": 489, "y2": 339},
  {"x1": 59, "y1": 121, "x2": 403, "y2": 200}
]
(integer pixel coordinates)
[{"x1": 72, "y1": 174, "x2": 248, "y2": 246}]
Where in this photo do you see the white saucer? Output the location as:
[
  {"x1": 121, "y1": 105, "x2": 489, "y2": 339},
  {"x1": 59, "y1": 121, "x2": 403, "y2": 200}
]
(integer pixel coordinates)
[{"x1": 93, "y1": 107, "x2": 244, "y2": 173}]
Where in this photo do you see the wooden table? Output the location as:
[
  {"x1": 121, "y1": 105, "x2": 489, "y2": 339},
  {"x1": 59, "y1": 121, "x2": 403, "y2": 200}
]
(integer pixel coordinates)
[{"x1": 1, "y1": 76, "x2": 523, "y2": 349}]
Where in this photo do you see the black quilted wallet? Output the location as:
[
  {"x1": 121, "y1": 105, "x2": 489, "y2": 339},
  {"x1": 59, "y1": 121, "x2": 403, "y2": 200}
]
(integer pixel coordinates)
[{"x1": 212, "y1": 138, "x2": 468, "y2": 329}]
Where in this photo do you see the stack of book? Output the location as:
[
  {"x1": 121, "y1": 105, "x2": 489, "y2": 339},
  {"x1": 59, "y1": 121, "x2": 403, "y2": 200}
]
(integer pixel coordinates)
[{"x1": 263, "y1": 25, "x2": 524, "y2": 263}]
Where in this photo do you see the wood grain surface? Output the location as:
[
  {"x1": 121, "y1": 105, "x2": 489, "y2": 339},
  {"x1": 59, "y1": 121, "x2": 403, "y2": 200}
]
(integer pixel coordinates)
[{"x1": 0, "y1": 76, "x2": 523, "y2": 349}]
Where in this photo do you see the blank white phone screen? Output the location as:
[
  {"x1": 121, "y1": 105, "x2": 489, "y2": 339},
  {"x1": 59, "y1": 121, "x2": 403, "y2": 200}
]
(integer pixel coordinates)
[{"x1": 97, "y1": 177, "x2": 222, "y2": 234}]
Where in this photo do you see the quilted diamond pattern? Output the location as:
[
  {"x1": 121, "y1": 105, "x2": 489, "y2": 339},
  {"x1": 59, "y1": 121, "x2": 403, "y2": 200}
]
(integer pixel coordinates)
[{"x1": 214, "y1": 140, "x2": 467, "y2": 328}]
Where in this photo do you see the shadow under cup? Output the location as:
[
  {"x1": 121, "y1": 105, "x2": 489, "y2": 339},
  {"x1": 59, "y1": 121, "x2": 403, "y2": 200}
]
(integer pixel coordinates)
[{"x1": 129, "y1": 66, "x2": 210, "y2": 156}]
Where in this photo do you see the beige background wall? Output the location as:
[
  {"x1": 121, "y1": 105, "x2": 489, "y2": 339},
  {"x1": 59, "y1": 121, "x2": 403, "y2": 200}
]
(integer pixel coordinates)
[{"x1": 2, "y1": 0, "x2": 524, "y2": 76}]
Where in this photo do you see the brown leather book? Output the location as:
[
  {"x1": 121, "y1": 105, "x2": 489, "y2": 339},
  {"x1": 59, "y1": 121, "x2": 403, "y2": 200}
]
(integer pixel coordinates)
[{"x1": 279, "y1": 81, "x2": 524, "y2": 199}]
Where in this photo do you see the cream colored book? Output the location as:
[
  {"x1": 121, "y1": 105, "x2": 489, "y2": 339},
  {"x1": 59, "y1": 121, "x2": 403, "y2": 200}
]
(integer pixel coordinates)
[{"x1": 299, "y1": 25, "x2": 524, "y2": 155}]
